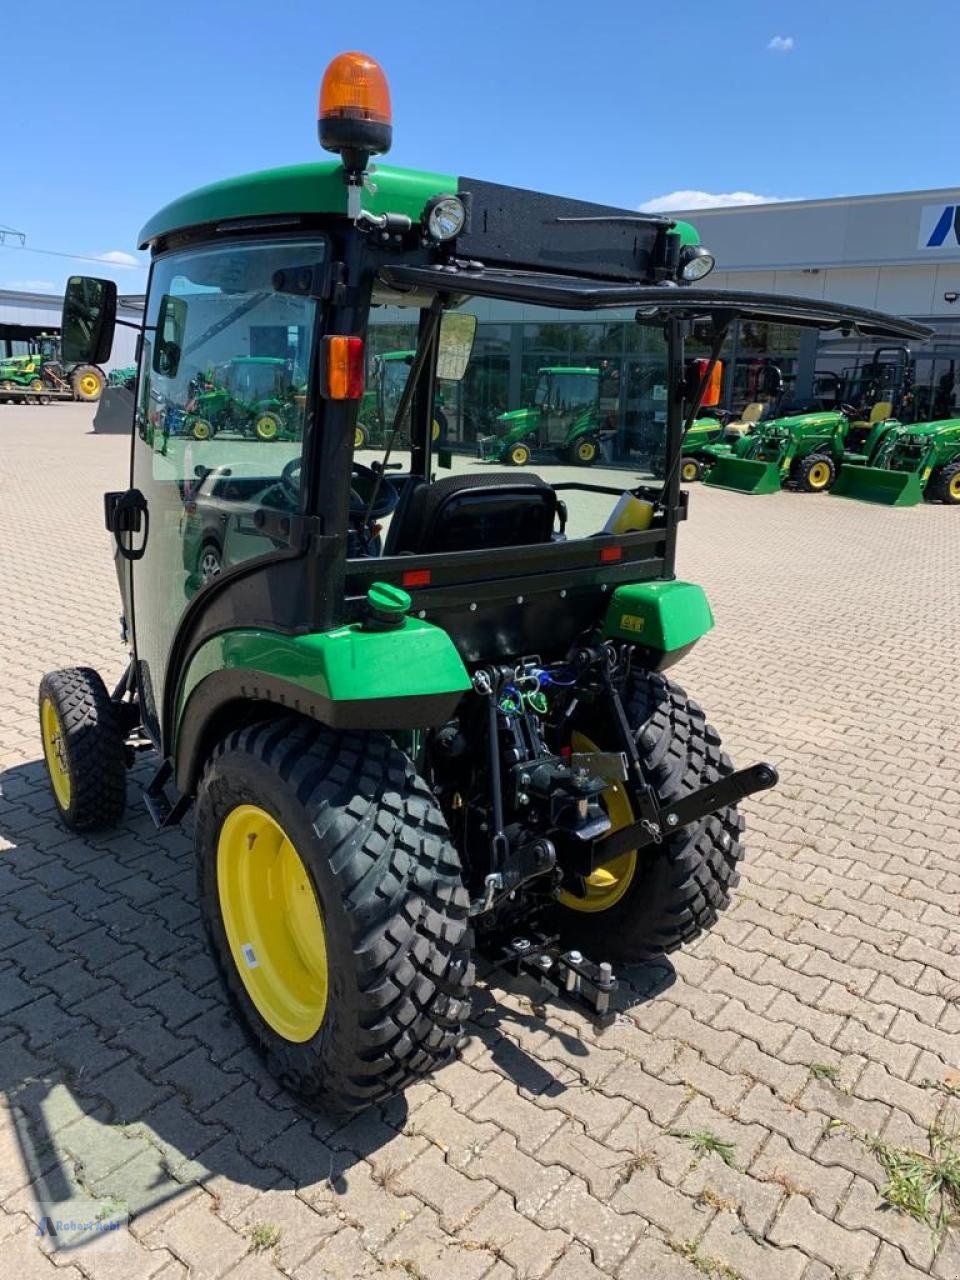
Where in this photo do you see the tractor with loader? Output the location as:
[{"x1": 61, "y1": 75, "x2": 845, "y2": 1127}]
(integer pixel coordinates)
[
  {"x1": 0, "y1": 332, "x2": 106, "y2": 403},
  {"x1": 831, "y1": 417, "x2": 960, "y2": 506},
  {"x1": 183, "y1": 356, "x2": 305, "y2": 442},
  {"x1": 38, "y1": 51, "x2": 926, "y2": 1111}
]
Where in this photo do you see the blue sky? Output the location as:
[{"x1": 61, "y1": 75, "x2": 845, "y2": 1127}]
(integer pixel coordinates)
[{"x1": 0, "y1": 0, "x2": 954, "y2": 296}]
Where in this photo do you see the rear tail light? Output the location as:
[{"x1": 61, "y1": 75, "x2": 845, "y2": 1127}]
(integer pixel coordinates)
[
  {"x1": 401, "y1": 568, "x2": 431, "y2": 588},
  {"x1": 599, "y1": 545, "x2": 623, "y2": 563},
  {"x1": 323, "y1": 335, "x2": 365, "y2": 399}
]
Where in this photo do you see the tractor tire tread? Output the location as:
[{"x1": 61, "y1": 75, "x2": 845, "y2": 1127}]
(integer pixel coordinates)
[
  {"x1": 38, "y1": 667, "x2": 126, "y2": 830},
  {"x1": 927, "y1": 459, "x2": 960, "y2": 504},
  {"x1": 562, "y1": 670, "x2": 744, "y2": 961},
  {"x1": 195, "y1": 718, "x2": 473, "y2": 1111}
]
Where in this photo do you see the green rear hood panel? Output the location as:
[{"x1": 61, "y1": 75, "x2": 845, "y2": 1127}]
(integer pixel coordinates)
[
  {"x1": 176, "y1": 618, "x2": 471, "y2": 740},
  {"x1": 602, "y1": 581, "x2": 715, "y2": 650},
  {"x1": 139, "y1": 161, "x2": 457, "y2": 247}
]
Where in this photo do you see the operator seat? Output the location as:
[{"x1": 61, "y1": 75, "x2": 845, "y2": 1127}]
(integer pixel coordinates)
[{"x1": 384, "y1": 471, "x2": 559, "y2": 556}]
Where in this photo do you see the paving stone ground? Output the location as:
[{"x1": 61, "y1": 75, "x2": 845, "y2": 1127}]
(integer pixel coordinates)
[{"x1": 1, "y1": 402, "x2": 959, "y2": 1279}]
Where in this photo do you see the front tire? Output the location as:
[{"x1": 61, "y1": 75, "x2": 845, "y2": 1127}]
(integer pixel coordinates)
[
  {"x1": 506, "y1": 441, "x2": 532, "y2": 467},
  {"x1": 681, "y1": 456, "x2": 704, "y2": 483},
  {"x1": 795, "y1": 452, "x2": 836, "y2": 492},
  {"x1": 552, "y1": 671, "x2": 745, "y2": 962},
  {"x1": 38, "y1": 668, "x2": 126, "y2": 830},
  {"x1": 195, "y1": 719, "x2": 474, "y2": 1110},
  {"x1": 927, "y1": 460, "x2": 960, "y2": 505}
]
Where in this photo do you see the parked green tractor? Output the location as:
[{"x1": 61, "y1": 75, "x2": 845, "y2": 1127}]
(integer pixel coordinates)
[
  {"x1": 679, "y1": 359, "x2": 784, "y2": 482},
  {"x1": 831, "y1": 417, "x2": 960, "y2": 505},
  {"x1": 704, "y1": 409, "x2": 856, "y2": 494},
  {"x1": 0, "y1": 332, "x2": 106, "y2": 403},
  {"x1": 38, "y1": 50, "x2": 925, "y2": 1111},
  {"x1": 185, "y1": 356, "x2": 303, "y2": 441},
  {"x1": 478, "y1": 365, "x2": 611, "y2": 466},
  {"x1": 355, "y1": 349, "x2": 447, "y2": 449}
]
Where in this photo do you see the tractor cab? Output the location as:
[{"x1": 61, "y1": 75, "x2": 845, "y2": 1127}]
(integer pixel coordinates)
[
  {"x1": 479, "y1": 365, "x2": 607, "y2": 466},
  {"x1": 42, "y1": 50, "x2": 930, "y2": 1111}
]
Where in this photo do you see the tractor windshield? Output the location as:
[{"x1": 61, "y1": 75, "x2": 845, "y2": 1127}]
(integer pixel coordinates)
[{"x1": 357, "y1": 296, "x2": 670, "y2": 533}]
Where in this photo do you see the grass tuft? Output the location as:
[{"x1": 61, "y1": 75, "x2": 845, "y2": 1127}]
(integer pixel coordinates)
[
  {"x1": 808, "y1": 1061, "x2": 841, "y2": 1083},
  {"x1": 668, "y1": 1127, "x2": 737, "y2": 1169},
  {"x1": 248, "y1": 1222, "x2": 282, "y2": 1252},
  {"x1": 668, "y1": 1237, "x2": 741, "y2": 1279},
  {"x1": 860, "y1": 1124, "x2": 960, "y2": 1240}
]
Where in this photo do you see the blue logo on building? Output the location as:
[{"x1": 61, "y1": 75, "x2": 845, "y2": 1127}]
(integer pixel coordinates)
[{"x1": 924, "y1": 205, "x2": 960, "y2": 248}]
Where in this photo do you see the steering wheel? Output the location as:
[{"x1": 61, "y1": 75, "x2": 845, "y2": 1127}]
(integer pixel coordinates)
[
  {"x1": 349, "y1": 462, "x2": 399, "y2": 521},
  {"x1": 279, "y1": 457, "x2": 400, "y2": 521}
]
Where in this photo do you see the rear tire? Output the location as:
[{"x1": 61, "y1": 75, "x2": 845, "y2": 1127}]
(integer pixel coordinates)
[
  {"x1": 506, "y1": 441, "x2": 532, "y2": 467},
  {"x1": 927, "y1": 460, "x2": 960, "y2": 505},
  {"x1": 552, "y1": 671, "x2": 745, "y2": 962},
  {"x1": 795, "y1": 452, "x2": 836, "y2": 492},
  {"x1": 195, "y1": 719, "x2": 474, "y2": 1110},
  {"x1": 38, "y1": 668, "x2": 126, "y2": 830},
  {"x1": 568, "y1": 436, "x2": 599, "y2": 466}
]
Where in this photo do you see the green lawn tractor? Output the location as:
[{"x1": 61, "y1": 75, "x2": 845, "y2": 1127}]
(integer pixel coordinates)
[
  {"x1": 831, "y1": 417, "x2": 960, "y2": 506},
  {"x1": 0, "y1": 332, "x2": 106, "y2": 403},
  {"x1": 37, "y1": 50, "x2": 926, "y2": 1112},
  {"x1": 478, "y1": 365, "x2": 612, "y2": 466},
  {"x1": 355, "y1": 349, "x2": 447, "y2": 449},
  {"x1": 185, "y1": 356, "x2": 303, "y2": 441}
]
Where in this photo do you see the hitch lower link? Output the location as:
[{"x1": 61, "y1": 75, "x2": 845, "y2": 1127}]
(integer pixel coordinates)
[
  {"x1": 498, "y1": 931, "x2": 618, "y2": 1028},
  {"x1": 596, "y1": 760, "x2": 780, "y2": 864}
]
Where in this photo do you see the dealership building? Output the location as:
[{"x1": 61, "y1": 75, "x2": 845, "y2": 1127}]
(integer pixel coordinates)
[{"x1": 676, "y1": 185, "x2": 960, "y2": 414}]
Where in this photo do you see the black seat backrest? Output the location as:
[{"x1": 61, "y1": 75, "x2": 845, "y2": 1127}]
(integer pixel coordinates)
[{"x1": 384, "y1": 471, "x2": 558, "y2": 556}]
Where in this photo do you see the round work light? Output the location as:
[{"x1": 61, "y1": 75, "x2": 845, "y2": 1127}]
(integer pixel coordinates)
[
  {"x1": 425, "y1": 195, "x2": 466, "y2": 241},
  {"x1": 679, "y1": 246, "x2": 716, "y2": 282}
]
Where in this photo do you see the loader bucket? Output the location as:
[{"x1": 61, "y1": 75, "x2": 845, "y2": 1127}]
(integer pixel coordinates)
[
  {"x1": 703, "y1": 455, "x2": 782, "y2": 494},
  {"x1": 830, "y1": 465, "x2": 924, "y2": 507}
]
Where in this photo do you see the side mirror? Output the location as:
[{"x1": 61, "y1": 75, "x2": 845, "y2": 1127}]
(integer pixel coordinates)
[
  {"x1": 436, "y1": 312, "x2": 477, "y2": 382},
  {"x1": 152, "y1": 295, "x2": 188, "y2": 378},
  {"x1": 62, "y1": 276, "x2": 117, "y2": 364}
]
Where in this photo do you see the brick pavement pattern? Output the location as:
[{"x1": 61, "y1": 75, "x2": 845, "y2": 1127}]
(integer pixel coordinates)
[{"x1": 1, "y1": 402, "x2": 959, "y2": 1279}]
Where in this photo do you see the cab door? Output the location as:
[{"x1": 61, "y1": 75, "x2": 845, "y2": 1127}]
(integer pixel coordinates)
[{"x1": 128, "y1": 238, "x2": 323, "y2": 746}]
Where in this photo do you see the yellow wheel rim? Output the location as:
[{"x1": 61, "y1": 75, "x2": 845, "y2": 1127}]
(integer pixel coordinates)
[
  {"x1": 808, "y1": 461, "x2": 831, "y2": 489},
  {"x1": 949, "y1": 473, "x2": 960, "y2": 501},
  {"x1": 557, "y1": 732, "x2": 637, "y2": 913},
  {"x1": 682, "y1": 461, "x2": 699, "y2": 481},
  {"x1": 577, "y1": 440, "x2": 597, "y2": 462},
  {"x1": 510, "y1": 445, "x2": 529, "y2": 465},
  {"x1": 432, "y1": 418, "x2": 442, "y2": 442},
  {"x1": 41, "y1": 698, "x2": 71, "y2": 810},
  {"x1": 255, "y1": 415, "x2": 279, "y2": 440},
  {"x1": 217, "y1": 805, "x2": 328, "y2": 1042},
  {"x1": 192, "y1": 418, "x2": 212, "y2": 440},
  {"x1": 354, "y1": 425, "x2": 366, "y2": 449},
  {"x1": 79, "y1": 373, "x2": 101, "y2": 396},
  {"x1": 30, "y1": 379, "x2": 44, "y2": 392}
]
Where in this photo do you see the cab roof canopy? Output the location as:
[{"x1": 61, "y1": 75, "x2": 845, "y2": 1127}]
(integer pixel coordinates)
[{"x1": 137, "y1": 161, "x2": 700, "y2": 286}]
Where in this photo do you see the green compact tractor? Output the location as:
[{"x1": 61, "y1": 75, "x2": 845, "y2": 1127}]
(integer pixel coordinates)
[
  {"x1": 38, "y1": 51, "x2": 926, "y2": 1111},
  {"x1": 0, "y1": 332, "x2": 106, "y2": 403},
  {"x1": 704, "y1": 409, "x2": 853, "y2": 494},
  {"x1": 184, "y1": 356, "x2": 303, "y2": 442},
  {"x1": 831, "y1": 417, "x2": 960, "y2": 506},
  {"x1": 355, "y1": 349, "x2": 447, "y2": 449},
  {"x1": 478, "y1": 366, "x2": 611, "y2": 466}
]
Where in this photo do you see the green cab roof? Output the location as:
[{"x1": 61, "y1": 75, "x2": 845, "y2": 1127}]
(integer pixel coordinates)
[
  {"x1": 138, "y1": 160, "x2": 456, "y2": 248},
  {"x1": 138, "y1": 160, "x2": 701, "y2": 262}
]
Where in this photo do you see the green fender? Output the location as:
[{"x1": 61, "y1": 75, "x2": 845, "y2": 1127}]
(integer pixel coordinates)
[
  {"x1": 174, "y1": 617, "x2": 471, "y2": 789},
  {"x1": 602, "y1": 581, "x2": 715, "y2": 657}
]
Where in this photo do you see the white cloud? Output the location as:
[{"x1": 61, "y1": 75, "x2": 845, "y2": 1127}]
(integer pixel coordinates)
[
  {"x1": 639, "y1": 190, "x2": 785, "y2": 213},
  {"x1": 767, "y1": 35, "x2": 794, "y2": 52},
  {"x1": 3, "y1": 278, "x2": 58, "y2": 292},
  {"x1": 95, "y1": 249, "x2": 141, "y2": 267}
]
